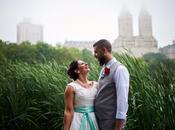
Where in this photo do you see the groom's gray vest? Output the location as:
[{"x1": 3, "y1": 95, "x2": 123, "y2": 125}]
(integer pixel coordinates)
[{"x1": 94, "y1": 61, "x2": 120, "y2": 130}]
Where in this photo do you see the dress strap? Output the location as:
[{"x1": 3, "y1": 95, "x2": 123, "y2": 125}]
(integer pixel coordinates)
[{"x1": 74, "y1": 106, "x2": 96, "y2": 130}]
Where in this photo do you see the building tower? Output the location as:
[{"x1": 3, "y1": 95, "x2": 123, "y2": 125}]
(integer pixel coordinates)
[
  {"x1": 139, "y1": 9, "x2": 152, "y2": 37},
  {"x1": 118, "y1": 8, "x2": 133, "y2": 37}
]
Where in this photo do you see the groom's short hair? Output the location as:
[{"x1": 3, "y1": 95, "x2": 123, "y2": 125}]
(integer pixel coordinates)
[{"x1": 93, "y1": 39, "x2": 112, "y2": 52}]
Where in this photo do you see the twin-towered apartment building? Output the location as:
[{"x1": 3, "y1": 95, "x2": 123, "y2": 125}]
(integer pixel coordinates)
[
  {"x1": 65, "y1": 8, "x2": 159, "y2": 57},
  {"x1": 112, "y1": 8, "x2": 158, "y2": 57}
]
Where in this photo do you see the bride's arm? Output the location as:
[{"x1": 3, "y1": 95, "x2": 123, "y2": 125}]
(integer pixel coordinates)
[{"x1": 64, "y1": 86, "x2": 74, "y2": 130}]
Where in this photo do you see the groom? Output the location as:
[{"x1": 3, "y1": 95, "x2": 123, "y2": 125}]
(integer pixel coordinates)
[{"x1": 93, "y1": 39, "x2": 129, "y2": 130}]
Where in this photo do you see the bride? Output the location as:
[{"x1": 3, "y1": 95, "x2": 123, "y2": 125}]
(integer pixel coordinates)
[{"x1": 64, "y1": 60, "x2": 99, "y2": 130}]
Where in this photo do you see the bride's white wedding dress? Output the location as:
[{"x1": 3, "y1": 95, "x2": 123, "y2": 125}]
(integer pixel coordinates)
[{"x1": 68, "y1": 81, "x2": 99, "y2": 130}]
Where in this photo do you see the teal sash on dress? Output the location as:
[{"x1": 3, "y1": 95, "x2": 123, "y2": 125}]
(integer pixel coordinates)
[{"x1": 74, "y1": 106, "x2": 96, "y2": 130}]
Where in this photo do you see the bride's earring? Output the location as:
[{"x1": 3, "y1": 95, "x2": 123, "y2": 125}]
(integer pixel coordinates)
[{"x1": 75, "y1": 70, "x2": 80, "y2": 74}]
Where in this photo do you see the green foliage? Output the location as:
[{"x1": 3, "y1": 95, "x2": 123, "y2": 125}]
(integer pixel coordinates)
[
  {"x1": 143, "y1": 52, "x2": 167, "y2": 62},
  {"x1": 0, "y1": 41, "x2": 82, "y2": 64}
]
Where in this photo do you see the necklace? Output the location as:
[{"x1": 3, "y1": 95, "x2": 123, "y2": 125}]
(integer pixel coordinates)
[{"x1": 76, "y1": 79, "x2": 93, "y2": 89}]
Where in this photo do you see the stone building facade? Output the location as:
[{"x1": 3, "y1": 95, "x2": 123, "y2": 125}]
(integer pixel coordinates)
[
  {"x1": 161, "y1": 41, "x2": 175, "y2": 59},
  {"x1": 64, "y1": 40, "x2": 95, "y2": 51}
]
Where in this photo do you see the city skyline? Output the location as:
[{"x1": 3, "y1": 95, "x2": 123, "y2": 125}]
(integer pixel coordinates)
[{"x1": 0, "y1": 0, "x2": 175, "y2": 47}]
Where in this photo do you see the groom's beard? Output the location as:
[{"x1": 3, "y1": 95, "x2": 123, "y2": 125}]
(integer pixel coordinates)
[{"x1": 98, "y1": 55, "x2": 106, "y2": 66}]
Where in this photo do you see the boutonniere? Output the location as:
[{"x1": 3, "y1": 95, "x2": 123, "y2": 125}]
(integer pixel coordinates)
[
  {"x1": 104, "y1": 67, "x2": 110, "y2": 75},
  {"x1": 101, "y1": 67, "x2": 110, "y2": 79}
]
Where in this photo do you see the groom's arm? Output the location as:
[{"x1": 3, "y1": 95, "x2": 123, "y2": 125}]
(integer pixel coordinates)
[{"x1": 113, "y1": 65, "x2": 129, "y2": 130}]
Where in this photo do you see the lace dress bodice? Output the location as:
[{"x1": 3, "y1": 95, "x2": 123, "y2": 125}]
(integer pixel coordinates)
[{"x1": 68, "y1": 81, "x2": 98, "y2": 107}]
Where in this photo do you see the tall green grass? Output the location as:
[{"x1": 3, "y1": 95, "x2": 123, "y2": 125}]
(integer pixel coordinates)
[
  {"x1": 114, "y1": 54, "x2": 175, "y2": 130},
  {"x1": 0, "y1": 61, "x2": 69, "y2": 129},
  {"x1": 0, "y1": 54, "x2": 175, "y2": 130}
]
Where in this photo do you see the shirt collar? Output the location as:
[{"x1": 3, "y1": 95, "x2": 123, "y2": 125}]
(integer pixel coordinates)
[{"x1": 105, "y1": 57, "x2": 117, "y2": 68}]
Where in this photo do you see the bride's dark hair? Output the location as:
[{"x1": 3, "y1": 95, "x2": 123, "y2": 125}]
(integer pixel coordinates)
[{"x1": 67, "y1": 60, "x2": 79, "y2": 80}]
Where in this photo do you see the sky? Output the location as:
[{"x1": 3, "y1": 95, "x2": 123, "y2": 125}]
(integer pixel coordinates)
[{"x1": 0, "y1": 0, "x2": 175, "y2": 47}]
